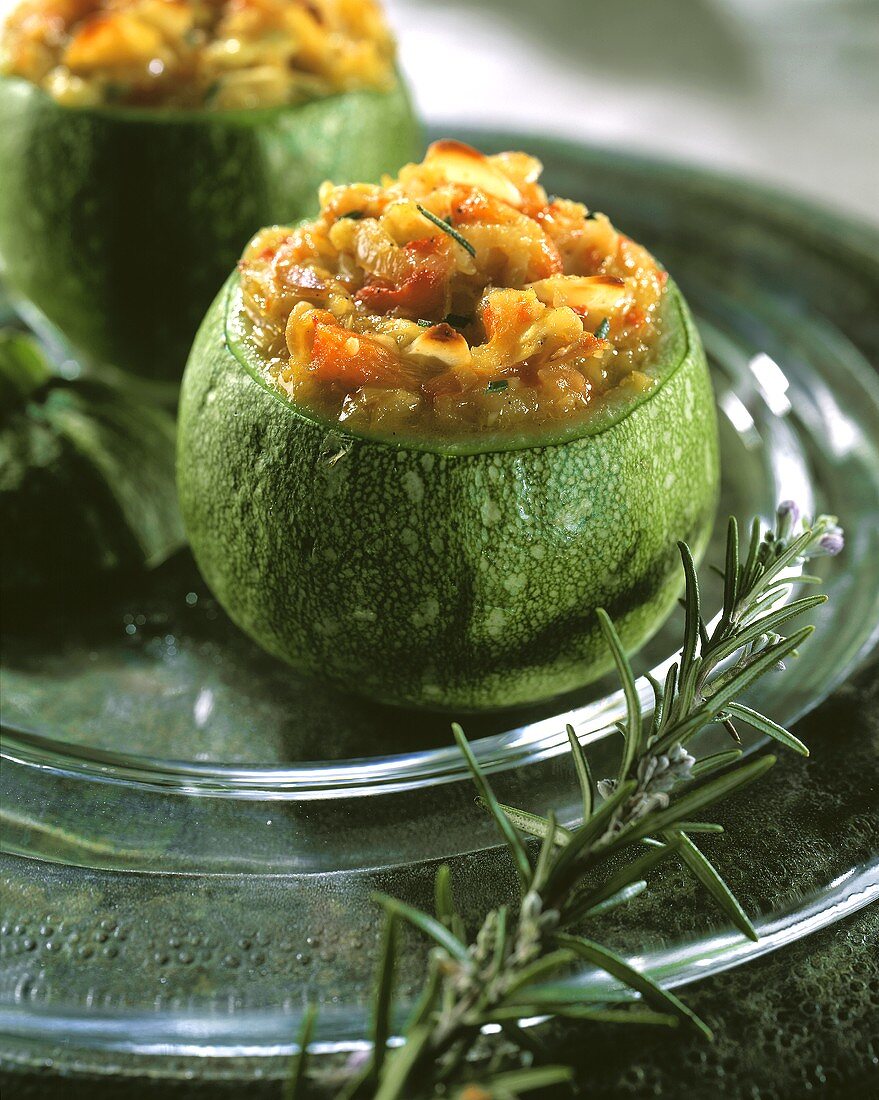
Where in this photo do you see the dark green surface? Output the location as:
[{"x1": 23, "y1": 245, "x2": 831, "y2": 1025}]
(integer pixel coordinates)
[
  {"x1": 177, "y1": 278, "x2": 719, "y2": 710},
  {"x1": 0, "y1": 333, "x2": 183, "y2": 595},
  {"x1": 0, "y1": 75, "x2": 419, "y2": 382}
]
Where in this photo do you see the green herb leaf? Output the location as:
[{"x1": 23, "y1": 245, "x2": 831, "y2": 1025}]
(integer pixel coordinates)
[
  {"x1": 454, "y1": 723, "x2": 533, "y2": 890},
  {"x1": 404, "y1": 951, "x2": 443, "y2": 1031},
  {"x1": 646, "y1": 672, "x2": 666, "y2": 741},
  {"x1": 566, "y1": 723, "x2": 594, "y2": 822},
  {"x1": 282, "y1": 1004, "x2": 317, "y2": 1100},
  {"x1": 678, "y1": 541, "x2": 701, "y2": 680},
  {"x1": 478, "y1": 1065, "x2": 575, "y2": 1093},
  {"x1": 723, "y1": 701, "x2": 809, "y2": 756},
  {"x1": 691, "y1": 750, "x2": 743, "y2": 777},
  {"x1": 594, "y1": 317, "x2": 611, "y2": 340},
  {"x1": 434, "y1": 864, "x2": 456, "y2": 927},
  {"x1": 721, "y1": 515, "x2": 740, "y2": 627},
  {"x1": 500, "y1": 949, "x2": 579, "y2": 1001},
  {"x1": 493, "y1": 802, "x2": 573, "y2": 846},
  {"x1": 373, "y1": 893, "x2": 470, "y2": 964},
  {"x1": 374, "y1": 1023, "x2": 432, "y2": 1100},
  {"x1": 532, "y1": 812, "x2": 562, "y2": 894},
  {"x1": 555, "y1": 934, "x2": 713, "y2": 1038},
  {"x1": 369, "y1": 914, "x2": 399, "y2": 1084},
  {"x1": 563, "y1": 839, "x2": 681, "y2": 925},
  {"x1": 572, "y1": 879, "x2": 648, "y2": 919},
  {"x1": 519, "y1": 1004, "x2": 678, "y2": 1027},
  {"x1": 596, "y1": 609, "x2": 642, "y2": 782},
  {"x1": 486, "y1": 379, "x2": 509, "y2": 393},
  {"x1": 663, "y1": 828, "x2": 758, "y2": 941},
  {"x1": 416, "y1": 204, "x2": 477, "y2": 257}
]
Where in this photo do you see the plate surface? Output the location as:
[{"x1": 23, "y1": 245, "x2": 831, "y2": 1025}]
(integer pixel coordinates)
[{"x1": 2, "y1": 129, "x2": 878, "y2": 1081}]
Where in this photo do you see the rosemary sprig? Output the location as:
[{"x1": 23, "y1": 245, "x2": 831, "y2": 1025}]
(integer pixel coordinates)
[
  {"x1": 416, "y1": 204, "x2": 477, "y2": 258},
  {"x1": 290, "y1": 505, "x2": 843, "y2": 1098}
]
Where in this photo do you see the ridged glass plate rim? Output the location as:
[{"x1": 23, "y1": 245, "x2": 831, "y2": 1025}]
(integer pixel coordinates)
[{"x1": 0, "y1": 861, "x2": 875, "y2": 1064}]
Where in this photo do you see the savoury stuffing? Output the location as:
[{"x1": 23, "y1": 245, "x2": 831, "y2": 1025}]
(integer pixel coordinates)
[
  {"x1": 1, "y1": 0, "x2": 396, "y2": 109},
  {"x1": 239, "y1": 141, "x2": 669, "y2": 438}
]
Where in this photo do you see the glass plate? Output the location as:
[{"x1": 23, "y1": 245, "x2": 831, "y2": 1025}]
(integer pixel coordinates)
[{"x1": 2, "y1": 128, "x2": 878, "y2": 1082}]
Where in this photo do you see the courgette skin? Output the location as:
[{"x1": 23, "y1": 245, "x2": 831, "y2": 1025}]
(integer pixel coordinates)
[
  {"x1": 0, "y1": 75, "x2": 420, "y2": 382},
  {"x1": 177, "y1": 275, "x2": 720, "y2": 712}
]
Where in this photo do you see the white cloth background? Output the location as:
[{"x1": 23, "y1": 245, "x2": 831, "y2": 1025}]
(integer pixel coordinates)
[{"x1": 387, "y1": 0, "x2": 878, "y2": 224}]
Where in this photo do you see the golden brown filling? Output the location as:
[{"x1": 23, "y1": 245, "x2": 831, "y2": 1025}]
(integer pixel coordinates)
[
  {"x1": 1, "y1": 0, "x2": 396, "y2": 109},
  {"x1": 238, "y1": 141, "x2": 668, "y2": 439}
]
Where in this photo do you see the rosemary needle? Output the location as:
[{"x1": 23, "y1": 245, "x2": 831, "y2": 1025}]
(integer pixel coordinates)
[{"x1": 416, "y1": 204, "x2": 477, "y2": 258}]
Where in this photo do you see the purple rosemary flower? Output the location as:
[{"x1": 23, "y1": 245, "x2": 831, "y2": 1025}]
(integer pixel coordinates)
[
  {"x1": 816, "y1": 525, "x2": 845, "y2": 556},
  {"x1": 775, "y1": 500, "x2": 800, "y2": 541}
]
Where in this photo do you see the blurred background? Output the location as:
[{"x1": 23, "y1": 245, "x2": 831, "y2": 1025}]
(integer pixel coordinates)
[
  {"x1": 0, "y1": 0, "x2": 873, "y2": 218},
  {"x1": 386, "y1": 0, "x2": 878, "y2": 223}
]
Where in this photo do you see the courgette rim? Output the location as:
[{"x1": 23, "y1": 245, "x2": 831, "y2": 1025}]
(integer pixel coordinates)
[
  {"x1": 221, "y1": 272, "x2": 700, "y2": 458},
  {"x1": 0, "y1": 70, "x2": 405, "y2": 125}
]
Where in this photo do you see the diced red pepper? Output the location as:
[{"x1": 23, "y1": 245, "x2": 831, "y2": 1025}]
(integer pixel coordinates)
[
  {"x1": 308, "y1": 315, "x2": 401, "y2": 387},
  {"x1": 356, "y1": 237, "x2": 451, "y2": 320},
  {"x1": 357, "y1": 267, "x2": 447, "y2": 320}
]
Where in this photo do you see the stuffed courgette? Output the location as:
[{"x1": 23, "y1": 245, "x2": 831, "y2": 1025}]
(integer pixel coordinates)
[
  {"x1": 0, "y1": 0, "x2": 419, "y2": 382},
  {"x1": 178, "y1": 142, "x2": 720, "y2": 711}
]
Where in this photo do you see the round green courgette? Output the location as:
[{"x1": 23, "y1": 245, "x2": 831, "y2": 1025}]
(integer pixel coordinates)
[
  {"x1": 0, "y1": 74, "x2": 420, "y2": 383},
  {"x1": 177, "y1": 273, "x2": 719, "y2": 712}
]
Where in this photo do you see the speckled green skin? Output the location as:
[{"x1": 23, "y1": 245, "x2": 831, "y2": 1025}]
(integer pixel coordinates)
[
  {"x1": 178, "y1": 276, "x2": 719, "y2": 711},
  {"x1": 0, "y1": 75, "x2": 419, "y2": 383}
]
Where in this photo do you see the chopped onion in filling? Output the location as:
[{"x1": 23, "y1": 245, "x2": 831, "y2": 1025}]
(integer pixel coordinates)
[
  {"x1": 1, "y1": 0, "x2": 397, "y2": 109},
  {"x1": 238, "y1": 140, "x2": 668, "y2": 438}
]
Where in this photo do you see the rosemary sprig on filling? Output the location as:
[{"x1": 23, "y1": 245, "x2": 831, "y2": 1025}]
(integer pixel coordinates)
[
  {"x1": 416, "y1": 204, "x2": 477, "y2": 259},
  {"x1": 288, "y1": 504, "x2": 843, "y2": 1099}
]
